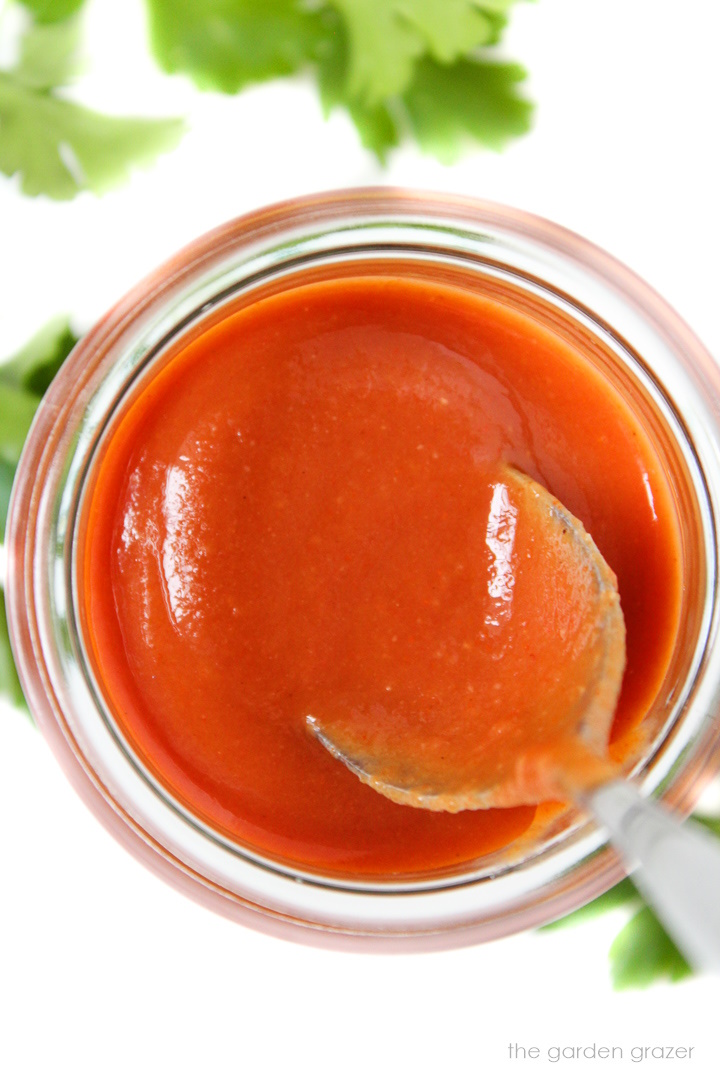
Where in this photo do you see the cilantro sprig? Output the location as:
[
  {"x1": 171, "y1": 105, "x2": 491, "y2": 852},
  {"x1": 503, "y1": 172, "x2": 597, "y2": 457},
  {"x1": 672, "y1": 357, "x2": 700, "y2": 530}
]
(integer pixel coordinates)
[
  {"x1": 324, "y1": 0, "x2": 510, "y2": 103},
  {"x1": 1, "y1": 4, "x2": 184, "y2": 199},
  {"x1": 1, "y1": 0, "x2": 532, "y2": 199},
  {"x1": 16, "y1": 0, "x2": 86, "y2": 20},
  {"x1": 147, "y1": 0, "x2": 532, "y2": 163}
]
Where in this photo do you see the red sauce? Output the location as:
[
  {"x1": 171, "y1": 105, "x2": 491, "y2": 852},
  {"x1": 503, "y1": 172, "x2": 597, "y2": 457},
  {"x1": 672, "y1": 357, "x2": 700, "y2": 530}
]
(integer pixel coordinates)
[{"x1": 83, "y1": 275, "x2": 682, "y2": 877}]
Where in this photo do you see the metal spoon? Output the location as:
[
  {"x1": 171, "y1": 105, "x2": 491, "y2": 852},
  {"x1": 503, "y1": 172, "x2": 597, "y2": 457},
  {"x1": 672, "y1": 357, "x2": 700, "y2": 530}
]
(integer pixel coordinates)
[{"x1": 308, "y1": 466, "x2": 720, "y2": 971}]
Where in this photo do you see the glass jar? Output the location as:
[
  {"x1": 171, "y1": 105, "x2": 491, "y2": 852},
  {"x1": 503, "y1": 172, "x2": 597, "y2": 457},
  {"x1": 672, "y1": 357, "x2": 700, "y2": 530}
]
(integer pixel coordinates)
[{"x1": 7, "y1": 190, "x2": 720, "y2": 950}]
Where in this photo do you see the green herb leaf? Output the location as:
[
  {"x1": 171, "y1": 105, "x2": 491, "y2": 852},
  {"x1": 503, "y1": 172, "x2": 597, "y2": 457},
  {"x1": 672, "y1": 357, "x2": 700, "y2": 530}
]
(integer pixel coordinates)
[
  {"x1": 0, "y1": 315, "x2": 78, "y2": 397},
  {"x1": 0, "y1": 316, "x2": 79, "y2": 539},
  {"x1": 0, "y1": 589, "x2": 25, "y2": 710},
  {"x1": 694, "y1": 813, "x2": 720, "y2": 840},
  {"x1": 0, "y1": 382, "x2": 41, "y2": 469},
  {"x1": 401, "y1": 57, "x2": 532, "y2": 163},
  {"x1": 609, "y1": 905, "x2": 693, "y2": 990},
  {"x1": 16, "y1": 0, "x2": 87, "y2": 24},
  {"x1": 14, "y1": 12, "x2": 84, "y2": 90},
  {"x1": 402, "y1": 0, "x2": 515, "y2": 59},
  {"x1": 540, "y1": 876, "x2": 640, "y2": 932},
  {"x1": 0, "y1": 72, "x2": 185, "y2": 199},
  {"x1": 146, "y1": 0, "x2": 326, "y2": 93},
  {"x1": 1, "y1": 7, "x2": 185, "y2": 200},
  {"x1": 327, "y1": 0, "x2": 511, "y2": 105},
  {"x1": 316, "y1": 12, "x2": 401, "y2": 162},
  {"x1": 0, "y1": 459, "x2": 17, "y2": 546}
]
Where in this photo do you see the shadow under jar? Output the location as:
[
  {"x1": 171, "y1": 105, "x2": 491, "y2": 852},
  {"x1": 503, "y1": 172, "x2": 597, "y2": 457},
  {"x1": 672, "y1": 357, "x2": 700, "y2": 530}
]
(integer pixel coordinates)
[{"x1": 7, "y1": 190, "x2": 720, "y2": 950}]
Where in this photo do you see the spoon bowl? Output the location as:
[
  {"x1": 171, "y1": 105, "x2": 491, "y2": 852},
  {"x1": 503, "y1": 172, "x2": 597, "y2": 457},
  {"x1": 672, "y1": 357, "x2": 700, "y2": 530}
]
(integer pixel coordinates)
[{"x1": 308, "y1": 464, "x2": 626, "y2": 810}]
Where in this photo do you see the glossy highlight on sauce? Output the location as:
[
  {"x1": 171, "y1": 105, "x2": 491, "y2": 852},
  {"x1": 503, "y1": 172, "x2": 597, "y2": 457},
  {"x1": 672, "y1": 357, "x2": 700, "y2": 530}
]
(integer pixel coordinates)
[{"x1": 82, "y1": 274, "x2": 682, "y2": 877}]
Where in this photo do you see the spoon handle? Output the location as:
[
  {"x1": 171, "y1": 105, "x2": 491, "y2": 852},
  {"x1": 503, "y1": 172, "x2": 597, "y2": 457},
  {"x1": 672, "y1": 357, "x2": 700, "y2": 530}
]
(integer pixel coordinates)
[{"x1": 587, "y1": 781, "x2": 720, "y2": 973}]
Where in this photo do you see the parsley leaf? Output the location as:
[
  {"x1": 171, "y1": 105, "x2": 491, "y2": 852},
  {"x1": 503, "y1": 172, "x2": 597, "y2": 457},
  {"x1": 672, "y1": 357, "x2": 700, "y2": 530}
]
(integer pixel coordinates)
[
  {"x1": 16, "y1": 0, "x2": 87, "y2": 23},
  {"x1": 0, "y1": 76, "x2": 185, "y2": 199},
  {"x1": 13, "y1": 12, "x2": 84, "y2": 91},
  {"x1": 403, "y1": 57, "x2": 532, "y2": 162},
  {"x1": 0, "y1": 315, "x2": 79, "y2": 399},
  {"x1": 318, "y1": 19, "x2": 531, "y2": 164},
  {"x1": 0, "y1": 12, "x2": 184, "y2": 199},
  {"x1": 694, "y1": 814, "x2": 720, "y2": 840},
  {"x1": 403, "y1": 0, "x2": 515, "y2": 59},
  {"x1": 0, "y1": 459, "x2": 16, "y2": 547},
  {"x1": 0, "y1": 381, "x2": 40, "y2": 480},
  {"x1": 327, "y1": 0, "x2": 510, "y2": 105},
  {"x1": 0, "y1": 590, "x2": 25, "y2": 710},
  {"x1": 316, "y1": 10, "x2": 402, "y2": 162},
  {"x1": 609, "y1": 906, "x2": 693, "y2": 990},
  {"x1": 146, "y1": 0, "x2": 326, "y2": 93},
  {"x1": 0, "y1": 316, "x2": 79, "y2": 542}
]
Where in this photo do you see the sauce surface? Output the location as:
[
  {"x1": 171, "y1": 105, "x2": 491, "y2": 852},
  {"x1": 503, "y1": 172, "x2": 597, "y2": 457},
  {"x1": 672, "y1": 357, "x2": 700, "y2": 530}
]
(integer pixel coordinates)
[{"x1": 83, "y1": 275, "x2": 682, "y2": 876}]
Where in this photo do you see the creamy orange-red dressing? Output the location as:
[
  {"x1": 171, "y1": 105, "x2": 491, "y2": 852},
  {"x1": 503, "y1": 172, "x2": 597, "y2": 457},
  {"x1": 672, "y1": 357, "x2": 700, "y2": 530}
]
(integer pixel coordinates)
[{"x1": 83, "y1": 275, "x2": 681, "y2": 876}]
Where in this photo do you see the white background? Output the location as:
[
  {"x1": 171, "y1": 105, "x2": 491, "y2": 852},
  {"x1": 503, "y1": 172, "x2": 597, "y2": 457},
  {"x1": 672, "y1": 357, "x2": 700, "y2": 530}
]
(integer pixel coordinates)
[{"x1": 1, "y1": 1, "x2": 719, "y2": 1077}]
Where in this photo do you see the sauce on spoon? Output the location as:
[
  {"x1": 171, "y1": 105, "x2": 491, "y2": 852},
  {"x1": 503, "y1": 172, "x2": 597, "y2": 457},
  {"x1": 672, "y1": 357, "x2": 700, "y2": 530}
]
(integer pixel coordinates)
[{"x1": 307, "y1": 465, "x2": 627, "y2": 810}]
